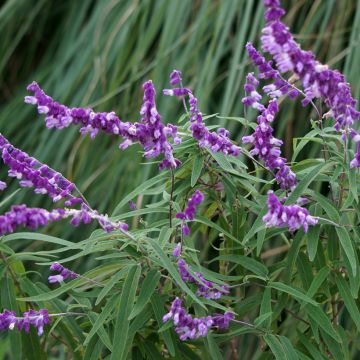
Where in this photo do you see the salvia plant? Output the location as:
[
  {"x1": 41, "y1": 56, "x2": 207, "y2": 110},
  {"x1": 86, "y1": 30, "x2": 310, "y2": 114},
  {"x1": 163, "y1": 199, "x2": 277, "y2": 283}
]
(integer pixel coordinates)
[{"x1": 0, "y1": 0, "x2": 360, "y2": 359}]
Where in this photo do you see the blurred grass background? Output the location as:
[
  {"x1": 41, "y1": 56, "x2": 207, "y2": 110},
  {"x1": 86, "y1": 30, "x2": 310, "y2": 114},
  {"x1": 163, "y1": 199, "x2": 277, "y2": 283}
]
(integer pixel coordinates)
[{"x1": 0, "y1": 0, "x2": 359, "y2": 240}]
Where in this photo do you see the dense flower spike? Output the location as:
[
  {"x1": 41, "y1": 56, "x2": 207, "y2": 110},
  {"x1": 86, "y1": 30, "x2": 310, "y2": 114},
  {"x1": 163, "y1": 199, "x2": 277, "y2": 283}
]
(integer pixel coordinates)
[
  {"x1": 163, "y1": 71, "x2": 240, "y2": 157},
  {"x1": 48, "y1": 262, "x2": 79, "y2": 283},
  {"x1": 0, "y1": 203, "x2": 128, "y2": 236},
  {"x1": 176, "y1": 190, "x2": 204, "y2": 236},
  {"x1": 0, "y1": 309, "x2": 50, "y2": 336},
  {"x1": 162, "y1": 297, "x2": 234, "y2": 341},
  {"x1": 25, "y1": 81, "x2": 181, "y2": 169},
  {"x1": 263, "y1": 191, "x2": 318, "y2": 232},
  {"x1": 0, "y1": 205, "x2": 65, "y2": 236},
  {"x1": 245, "y1": 43, "x2": 299, "y2": 99},
  {"x1": 177, "y1": 259, "x2": 229, "y2": 299},
  {"x1": 242, "y1": 99, "x2": 297, "y2": 190},
  {"x1": 261, "y1": 0, "x2": 360, "y2": 164},
  {"x1": 0, "y1": 133, "x2": 79, "y2": 203}
]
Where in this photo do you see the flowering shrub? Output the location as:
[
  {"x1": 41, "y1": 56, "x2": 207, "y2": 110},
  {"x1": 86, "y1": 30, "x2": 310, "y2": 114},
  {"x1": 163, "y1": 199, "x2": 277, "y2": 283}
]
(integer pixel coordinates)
[{"x1": 0, "y1": 1, "x2": 359, "y2": 358}]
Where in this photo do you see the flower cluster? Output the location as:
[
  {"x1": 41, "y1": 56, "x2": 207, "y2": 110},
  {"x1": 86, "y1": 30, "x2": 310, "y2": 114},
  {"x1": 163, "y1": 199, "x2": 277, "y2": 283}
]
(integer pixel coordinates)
[
  {"x1": 163, "y1": 73, "x2": 240, "y2": 157},
  {"x1": 162, "y1": 298, "x2": 234, "y2": 341},
  {"x1": 0, "y1": 133, "x2": 79, "y2": 203},
  {"x1": 242, "y1": 99, "x2": 297, "y2": 190},
  {"x1": 263, "y1": 191, "x2": 318, "y2": 232},
  {"x1": 25, "y1": 81, "x2": 181, "y2": 169},
  {"x1": 0, "y1": 309, "x2": 50, "y2": 336},
  {"x1": 48, "y1": 262, "x2": 78, "y2": 283},
  {"x1": 261, "y1": 0, "x2": 360, "y2": 165},
  {"x1": 0, "y1": 205, "x2": 64, "y2": 236},
  {"x1": 245, "y1": 43, "x2": 299, "y2": 100},
  {"x1": 176, "y1": 190, "x2": 204, "y2": 236},
  {"x1": 65, "y1": 203, "x2": 129, "y2": 232},
  {"x1": 177, "y1": 259, "x2": 229, "y2": 300}
]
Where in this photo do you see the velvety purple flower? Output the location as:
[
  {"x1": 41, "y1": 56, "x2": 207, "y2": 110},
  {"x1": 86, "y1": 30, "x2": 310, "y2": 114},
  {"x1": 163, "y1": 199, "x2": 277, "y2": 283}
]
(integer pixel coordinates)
[
  {"x1": 64, "y1": 203, "x2": 129, "y2": 233},
  {"x1": 17, "y1": 309, "x2": 50, "y2": 336},
  {"x1": 245, "y1": 43, "x2": 298, "y2": 100},
  {"x1": 176, "y1": 190, "x2": 204, "y2": 236},
  {"x1": 0, "y1": 205, "x2": 65, "y2": 236},
  {"x1": 242, "y1": 99, "x2": 297, "y2": 190},
  {"x1": 177, "y1": 259, "x2": 229, "y2": 300},
  {"x1": 25, "y1": 81, "x2": 181, "y2": 170},
  {"x1": 163, "y1": 74, "x2": 240, "y2": 157},
  {"x1": 263, "y1": 191, "x2": 318, "y2": 232},
  {"x1": 48, "y1": 262, "x2": 78, "y2": 283},
  {"x1": 0, "y1": 310, "x2": 17, "y2": 331},
  {"x1": 0, "y1": 133, "x2": 79, "y2": 203},
  {"x1": 0, "y1": 309, "x2": 50, "y2": 336},
  {"x1": 162, "y1": 298, "x2": 233, "y2": 341},
  {"x1": 261, "y1": 0, "x2": 360, "y2": 164},
  {"x1": 169, "y1": 70, "x2": 182, "y2": 85}
]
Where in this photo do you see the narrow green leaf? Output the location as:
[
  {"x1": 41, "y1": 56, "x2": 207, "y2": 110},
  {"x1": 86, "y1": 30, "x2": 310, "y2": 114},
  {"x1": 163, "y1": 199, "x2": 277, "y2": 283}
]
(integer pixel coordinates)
[
  {"x1": 270, "y1": 282, "x2": 318, "y2": 306},
  {"x1": 84, "y1": 295, "x2": 118, "y2": 346},
  {"x1": 263, "y1": 334, "x2": 287, "y2": 360},
  {"x1": 279, "y1": 336, "x2": 299, "y2": 360},
  {"x1": 151, "y1": 294, "x2": 176, "y2": 357},
  {"x1": 211, "y1": 254, "x2": 268, "y2": 278},
  {"x1": 305, "y1": 304, "x2": 342, "y2": 343},
  {"x1": 336, "y1": 227, "x2": 357, "y2": 276},
  {"x1": 335, "y1": 274, "x2": 360, "y2": 332},
  {"x1": 306, "y1": 267, "x2": 330, "y2": 299},
  {"x1": 191, "y1": 155, "x2": 204, "y2": 187},
  {"x1": 111, "y1": 264, "x2": 141, "y2": 360},
  {"x1": 95, "y1": 265, "x2": 130, "y2": 306},
  {"x1": 286, "y1": 162, "x2": 333, "y2": 205},
  {"x1": 128, "y1": 269, "x2": 161, "y2": 320}
]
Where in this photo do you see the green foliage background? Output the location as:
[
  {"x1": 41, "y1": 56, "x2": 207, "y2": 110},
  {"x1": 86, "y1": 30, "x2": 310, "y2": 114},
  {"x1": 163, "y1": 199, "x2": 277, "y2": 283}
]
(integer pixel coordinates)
[{"x1": 0, "y1": 0, "x2": 360, "y2": 359}]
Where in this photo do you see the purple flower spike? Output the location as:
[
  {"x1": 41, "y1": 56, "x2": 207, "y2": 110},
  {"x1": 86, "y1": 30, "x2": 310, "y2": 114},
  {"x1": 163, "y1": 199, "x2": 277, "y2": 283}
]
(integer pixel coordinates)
[
  {"x1": 0, "y1": 308, "x2": 50, "y2": 336},
  {"x1": 242, "y1": 99, "x2": 296, "y2": 191},
  {"x1": 163, "y1": 71, "x2": 240, "y2": 157},
  {"x1": 162, "y1": 298, "x2": 233, "y2": 341},
  {"x1": 261, "y1": 0, "x2": 360, "y2": 165},
  {"x1": 25, "y1": 82, "x2": 181, "y2": 170},
  {"x1": 263, "y1": 191, "x2": 318, "y2": 232},
  {"x1": 0, "y1": 181, "x2": 7, "y2": 190},
  {"x1": 0, "y1": 205, "x2": 65, "y2": 236},
  {"x1": 176, "y1": 190, "x2": 204, "y2": 237},
  {"x1": 177, "y1": 259, "x2": 229, "y2": 300},
  {"x1": 48, "y1": 263, "x2": 78, "y2": 283},
  {"x1": 0, "y1": 133, "x2": 80, "y2": 203},
  {"x1": 169, "y1": 70, "x2": 182, "y2": 85}
]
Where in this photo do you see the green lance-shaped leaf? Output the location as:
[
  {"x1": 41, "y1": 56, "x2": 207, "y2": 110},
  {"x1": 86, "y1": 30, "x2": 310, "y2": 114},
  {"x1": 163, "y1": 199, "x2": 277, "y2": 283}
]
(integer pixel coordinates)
[
  {"x1": 128, "y1": 269, "x2": 161, "y2": 320},
  {"x1": 305, "y1": 304, "x2": 342, "y2": 343},
  {"x1": 335, "y1": 273, "x2": 360, "y2": 332},
  {"x1": 270, "y1": 282, "x2": 318, "y2": 306},
  {"x1": 263, "y1": 334, "x2": 287, "y2": 360},
  {"x1": 285, "y1": 162, "x2": 334, "y2": 205},
  {"x1": 336, "y1": 227, "x2": 357, "y2": 276},
  {"x1": 191, "y1": 155, "x2": 204, "y2": 187},
  {"x1": 110, "y1": 264, "x2": 141, "y2": 360}
]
